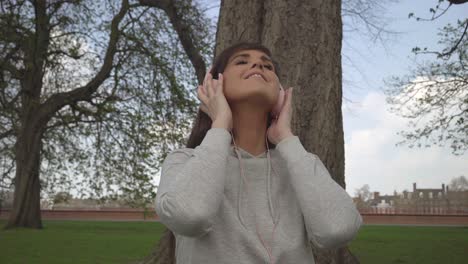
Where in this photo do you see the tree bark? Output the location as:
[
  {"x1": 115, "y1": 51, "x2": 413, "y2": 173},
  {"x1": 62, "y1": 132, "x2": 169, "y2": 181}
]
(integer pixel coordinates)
[
  {"x1": 4, "y1": 117, "x2": 45, "y2": 229},
  {"x1": 4, "y1": 0, "x2": 50, "y2": 230},
  {"x1": 214, "y1": 0, "x2": 355, "y2": 263}
]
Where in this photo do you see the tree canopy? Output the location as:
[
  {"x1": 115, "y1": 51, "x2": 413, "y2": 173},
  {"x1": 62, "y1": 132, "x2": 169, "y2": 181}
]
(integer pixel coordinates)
[
  {"x1": 384, "y1": 0, "x2": 467, "y2": 155},
  {"x1": 0, "y1": 0, "x2": 214, "y2": 210}
]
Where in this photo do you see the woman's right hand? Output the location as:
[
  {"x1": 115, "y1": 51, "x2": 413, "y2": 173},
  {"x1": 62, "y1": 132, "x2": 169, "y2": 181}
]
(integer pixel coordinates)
[{"x1": 197, "y1": 68, "x2": 233, "y2": 131}]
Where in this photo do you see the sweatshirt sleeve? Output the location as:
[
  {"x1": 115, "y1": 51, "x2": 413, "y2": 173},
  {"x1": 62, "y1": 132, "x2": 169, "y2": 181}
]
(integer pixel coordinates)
[
  {"x1": 275, "y1": 135, "x2": 363, "y2": 250},
  {"x1": 155, "y1": 127, "x2": 232, "y2": 237}
]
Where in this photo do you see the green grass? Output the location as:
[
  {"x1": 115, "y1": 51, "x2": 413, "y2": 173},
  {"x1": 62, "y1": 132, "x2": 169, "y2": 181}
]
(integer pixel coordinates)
[
  {"x1": 349, "y1": 225, "x2": 468, "y2": 263},
  {"x1": 1, "y1": 220, "x2": 467, "y2": 263},
  {"x1": 0, "y1": 220, "x2": 165, "y2": 264}
]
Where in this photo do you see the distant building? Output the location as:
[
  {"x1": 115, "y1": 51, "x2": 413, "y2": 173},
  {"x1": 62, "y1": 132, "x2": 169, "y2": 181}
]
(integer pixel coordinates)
[
  {"x1": 369, "y1": 190, "x2": 399, "y2": 208},
  {"x1": 367, "y1": 182, "x2": 468, "y2": 214}
]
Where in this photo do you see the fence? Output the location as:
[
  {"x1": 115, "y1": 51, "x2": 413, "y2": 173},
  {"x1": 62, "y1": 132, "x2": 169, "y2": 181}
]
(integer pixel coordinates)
[
  {"x1": 0, "y1": 208, "x2": 160, "y2": 221},
  {"x1": 358, "y1": 207, "x2": 468, "y2": 216},
  {"x1": 1, "y1": 207, "x2": 467, "y2": 225}
]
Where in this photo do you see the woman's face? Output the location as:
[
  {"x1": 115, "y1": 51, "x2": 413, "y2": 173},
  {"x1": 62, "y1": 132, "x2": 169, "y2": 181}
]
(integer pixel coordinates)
[{"x1": 221, "y1": 49, "x2": 280, "y2": 111}]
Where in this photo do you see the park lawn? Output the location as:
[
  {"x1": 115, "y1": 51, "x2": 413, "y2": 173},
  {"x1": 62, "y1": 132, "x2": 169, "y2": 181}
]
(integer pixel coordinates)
[
  {"x1": 0, "y1": 220, "x2": 165, "y2": 264},
  {"x1": 349, "y1": 224, "x2": 468, "y2": 263},
  {"x1": 1, "y1": 220, "x2": 468, "y2": 263}
]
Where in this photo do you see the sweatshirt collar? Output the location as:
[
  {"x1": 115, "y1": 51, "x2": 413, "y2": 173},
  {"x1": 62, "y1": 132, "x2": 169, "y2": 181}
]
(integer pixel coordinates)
[{"x1": 229, "y1": 144, "x2": 267, "y2": 159}]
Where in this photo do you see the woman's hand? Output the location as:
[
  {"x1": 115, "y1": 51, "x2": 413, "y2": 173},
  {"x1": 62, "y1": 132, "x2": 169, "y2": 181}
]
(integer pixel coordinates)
[
  {"x1": 267, "y1": 87, "x2": 295, "y2": 144},
  {"x1": 197, "y1": 68, "x2": 233, "y2": 131}
]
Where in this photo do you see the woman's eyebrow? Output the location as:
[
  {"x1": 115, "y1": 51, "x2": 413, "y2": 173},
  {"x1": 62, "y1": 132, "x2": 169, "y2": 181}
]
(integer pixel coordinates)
[{"x1": 229, "y1": 53, "x2": 273, "y2": 64}]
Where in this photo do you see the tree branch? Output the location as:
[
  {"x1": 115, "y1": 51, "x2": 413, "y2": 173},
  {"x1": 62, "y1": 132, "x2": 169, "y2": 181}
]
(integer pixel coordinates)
[
  {"x1": 439, "y1": 20, "x2": 468, "y2": 58},
  {"x1": 39, "y1": 0, "x2": 129, "y2": 123},
  {"x1": 23, "y1": 0, "x2": 51, "y2": 98},
  {"x1": 1, "y1": 61, "x2": 23, "y2": 79},
  {"x1": 448, "y1": 0, "x2": 468, "y2": 4},
  {"x1": 139, "y1": 0, "x2": 207, "y2": 84},
  {"x1": 413, "y1": 20, "x2": 467, "y2": 58},
  {"x1": 0, "y1": 129, "x2": 15, "y2": 139}
]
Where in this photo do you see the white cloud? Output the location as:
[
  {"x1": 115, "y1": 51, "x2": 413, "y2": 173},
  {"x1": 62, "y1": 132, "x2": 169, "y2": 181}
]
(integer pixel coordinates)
[{"x1": 344, "y1": 90, "x2": 467, "y2": 197}]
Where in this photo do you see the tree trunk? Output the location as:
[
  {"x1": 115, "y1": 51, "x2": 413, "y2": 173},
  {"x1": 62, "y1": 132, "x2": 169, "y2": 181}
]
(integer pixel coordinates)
[
  {"x1": 4, "y1": 116, "x2": 44, "y2": 229},
  {"x1": 214, "y1": 0, "x2": 356, "y2": 263},
  {"x1": 3, "y1": 0, "x2": 49, "y2": 230},
  {"x1": 3, "y1": 0, "x2": 127, "y2": 230}
]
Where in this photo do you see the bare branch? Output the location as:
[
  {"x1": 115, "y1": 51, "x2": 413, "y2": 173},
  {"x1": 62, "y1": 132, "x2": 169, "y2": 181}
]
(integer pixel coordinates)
[
  {"x1": 438, "y1": 20, "x2": 468, "y2": 58},
  {"x1": 448, "y1": 0, "x2": 468, "y2": 4},
  {"x1": 0, "y1": 61, "x2": 22, "y2": 79},
  {"x1": 46, "y1": 49, "x2": 86, "y2": 60},
  {"x1": 0, "y1": 129, "x2": 15, "y2": 139},
  {"x1": 139, "y1": 0, "x2": 207, "y2": 83},
  {"x1": 39, "y1": 0, "x2": 130, "y2": 122},
  {"x1": 413, "y1": 19, "x2": 467, "y2": 59}
]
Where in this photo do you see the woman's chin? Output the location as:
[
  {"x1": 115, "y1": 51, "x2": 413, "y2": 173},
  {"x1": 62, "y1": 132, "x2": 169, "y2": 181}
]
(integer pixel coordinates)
[
  {"x1": 243, "y1": 81, "x2": 274, "y2": 92},
  {"x1": 233, "y1": 90, "x2": 276, "y2": 106}
]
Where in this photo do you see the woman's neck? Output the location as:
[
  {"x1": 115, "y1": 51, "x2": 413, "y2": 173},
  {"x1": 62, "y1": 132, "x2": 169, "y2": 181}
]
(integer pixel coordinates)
[{"x1": 230, "y1": 104, "x2": 269, "y2": 156}]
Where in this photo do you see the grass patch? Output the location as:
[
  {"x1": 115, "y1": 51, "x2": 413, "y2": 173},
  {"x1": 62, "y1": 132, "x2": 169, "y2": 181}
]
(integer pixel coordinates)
[
  {"x1": 349, "y1": 225, "x2": 468, "y2": 263},
  {"x1": 0, "y1": 220, "x2": 165, "y2": 264},
  {"x1": 1, "y1": 220, "x2": 467, "y2": 263}
]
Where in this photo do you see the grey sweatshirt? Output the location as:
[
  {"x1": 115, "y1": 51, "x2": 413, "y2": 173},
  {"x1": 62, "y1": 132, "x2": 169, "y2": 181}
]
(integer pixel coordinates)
[{"x1": 156, "y1": 127, "x2": 363, "y2": 264}]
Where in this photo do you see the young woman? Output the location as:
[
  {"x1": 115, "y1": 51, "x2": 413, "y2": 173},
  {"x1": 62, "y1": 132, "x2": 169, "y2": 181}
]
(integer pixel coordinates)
[{"x1": 154, "y1": 42, "x2": 363, "y2": 264}]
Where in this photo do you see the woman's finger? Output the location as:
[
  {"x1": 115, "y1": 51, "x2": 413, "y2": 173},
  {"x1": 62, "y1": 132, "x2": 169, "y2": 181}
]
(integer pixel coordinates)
[
  {"x1": 200, "y1": 103, "x2": 209, "y2": 115},
  {"x1": 197, "y1": 85, "x2": 208, "y2": 104},
  {"x1": 206, "y1": 72, "x2": 213, "y2": 98},
  {"x1": 203, "y1": 71, "x2": 210, "y2": 97},
  {"x1": 212, "y1": 77, "x2": 218, "y2": 94},
  {"x1": 201, "y1": 83, "x2": 207, "y2": 95},
  {"x1": 282, "y1": 87, "x2": 288, "y2": 108},
  {"x1": 216, "y1": 73, "x2": 224, "y2": 94},
  {"x1": 284, "y1": 88, "x2": 293, "y2": 119},
  {"x1": 286, "y1": 87, "x2": 293, "y2": 106},
  {"x1": 203, "y1": 70, "x2": 208, "y2": 87}
]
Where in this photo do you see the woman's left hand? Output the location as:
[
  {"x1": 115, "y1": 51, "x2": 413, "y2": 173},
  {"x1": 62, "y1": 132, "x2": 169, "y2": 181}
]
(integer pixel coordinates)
[{"x1": 267, "y1": 87, "x2": 295, "y2": 145}]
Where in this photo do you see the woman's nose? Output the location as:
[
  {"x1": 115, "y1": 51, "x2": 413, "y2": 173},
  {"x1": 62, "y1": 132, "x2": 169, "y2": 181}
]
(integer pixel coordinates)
[{"x1": 251, "y1": 62, "x2": 263, "y2": 70}]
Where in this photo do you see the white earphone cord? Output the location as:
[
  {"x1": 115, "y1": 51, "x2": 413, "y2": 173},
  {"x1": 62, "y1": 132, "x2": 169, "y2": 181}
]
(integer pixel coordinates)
[{"x1": 231, "y1": 131, "x2": 277, "y2": 264}]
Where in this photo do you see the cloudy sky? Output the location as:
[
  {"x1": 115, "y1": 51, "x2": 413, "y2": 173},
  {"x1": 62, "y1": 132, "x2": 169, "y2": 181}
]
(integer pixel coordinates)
[
  {"x1": 340, "y1": 1, "x2": 467, "y2": 197},
  {"x1": 188, "y1": 0, "x2": 467, "y2": 198}
]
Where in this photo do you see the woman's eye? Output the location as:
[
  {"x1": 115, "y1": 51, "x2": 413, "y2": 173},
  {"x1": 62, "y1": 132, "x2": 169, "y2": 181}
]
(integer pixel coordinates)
[{"x1": 236, "y1": 60, "x2": 273, "y2": 70}]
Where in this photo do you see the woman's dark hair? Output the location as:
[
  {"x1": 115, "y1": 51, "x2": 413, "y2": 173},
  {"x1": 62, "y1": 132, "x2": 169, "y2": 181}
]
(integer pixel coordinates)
[{"x1": 150, "y1": 41, "x2": 281, "y2": 264}]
